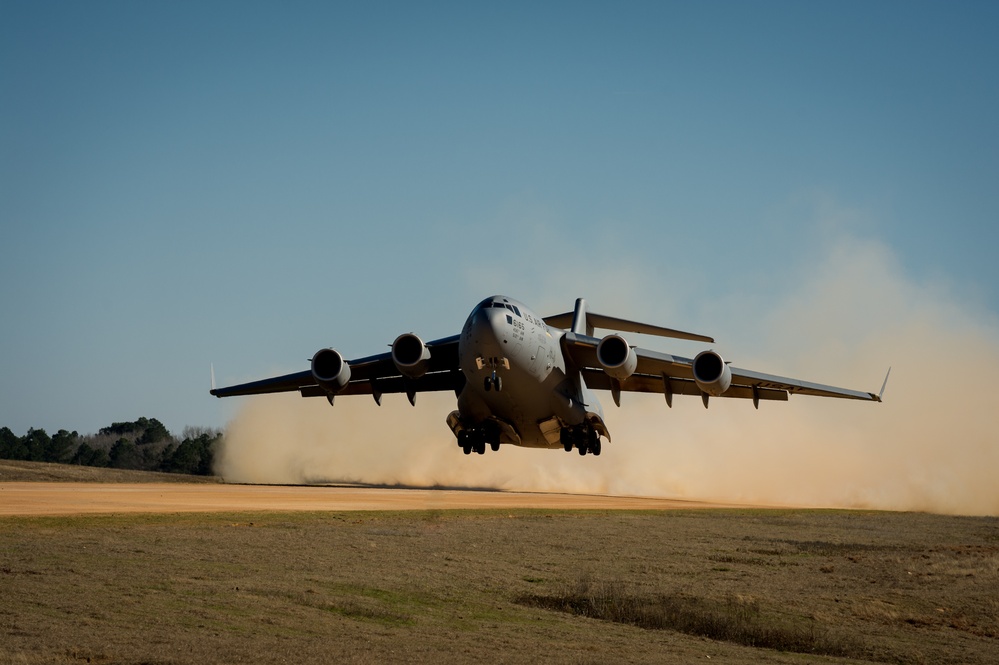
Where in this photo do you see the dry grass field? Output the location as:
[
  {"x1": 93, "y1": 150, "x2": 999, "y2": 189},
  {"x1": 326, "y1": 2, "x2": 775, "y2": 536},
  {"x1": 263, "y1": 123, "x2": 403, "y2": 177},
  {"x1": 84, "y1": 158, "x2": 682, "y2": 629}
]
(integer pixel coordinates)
[
  {"x1": 1, "y1": 463, "x2": 997, "y2": 664},
  {"x1": 0, "y1": 460, "x2": 219, "y2": 484}
]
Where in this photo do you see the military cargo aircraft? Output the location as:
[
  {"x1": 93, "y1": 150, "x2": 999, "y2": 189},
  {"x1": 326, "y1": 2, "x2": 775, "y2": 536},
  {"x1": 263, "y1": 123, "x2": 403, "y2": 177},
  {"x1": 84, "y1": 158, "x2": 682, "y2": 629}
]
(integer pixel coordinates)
[{"x1": 211, "y1": 296, "x2": 886, "y2": 456}]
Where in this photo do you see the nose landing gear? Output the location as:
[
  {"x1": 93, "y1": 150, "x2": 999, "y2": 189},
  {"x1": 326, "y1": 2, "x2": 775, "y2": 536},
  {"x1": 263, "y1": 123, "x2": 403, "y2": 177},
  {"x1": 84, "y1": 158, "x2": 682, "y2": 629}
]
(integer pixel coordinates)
[{"x1": 483, "y1": 372, "x2": 502, "y2": 392}]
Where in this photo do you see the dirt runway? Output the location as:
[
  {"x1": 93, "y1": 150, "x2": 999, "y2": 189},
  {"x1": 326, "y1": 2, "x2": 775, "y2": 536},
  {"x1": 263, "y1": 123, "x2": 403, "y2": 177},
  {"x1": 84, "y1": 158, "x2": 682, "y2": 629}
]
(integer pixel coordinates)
[{"x1": 0, "y1": 482, "x2": 742, "y2": 516}]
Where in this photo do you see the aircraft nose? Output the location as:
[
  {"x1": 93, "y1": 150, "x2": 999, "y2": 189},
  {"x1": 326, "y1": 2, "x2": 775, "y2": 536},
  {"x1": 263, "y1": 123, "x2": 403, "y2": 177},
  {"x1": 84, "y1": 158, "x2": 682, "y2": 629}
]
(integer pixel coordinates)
[{"x1": 471, "y1": 306, "x2": 507, "y2": 351}]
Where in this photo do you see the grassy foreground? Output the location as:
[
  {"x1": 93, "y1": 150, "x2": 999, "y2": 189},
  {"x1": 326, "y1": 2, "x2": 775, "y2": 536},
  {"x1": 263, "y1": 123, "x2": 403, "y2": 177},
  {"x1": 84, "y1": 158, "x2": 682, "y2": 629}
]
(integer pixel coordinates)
[{"x1": 1, "y1": 505, "x2": 997, "y2": 664}]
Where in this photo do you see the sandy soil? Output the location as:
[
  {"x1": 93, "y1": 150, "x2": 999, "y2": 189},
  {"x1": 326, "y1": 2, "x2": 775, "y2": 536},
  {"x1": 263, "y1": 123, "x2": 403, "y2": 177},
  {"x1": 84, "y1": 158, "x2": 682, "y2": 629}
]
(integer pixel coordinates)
[{"x1": 0, "y1": 482, "x2": 742, "y2": 516}]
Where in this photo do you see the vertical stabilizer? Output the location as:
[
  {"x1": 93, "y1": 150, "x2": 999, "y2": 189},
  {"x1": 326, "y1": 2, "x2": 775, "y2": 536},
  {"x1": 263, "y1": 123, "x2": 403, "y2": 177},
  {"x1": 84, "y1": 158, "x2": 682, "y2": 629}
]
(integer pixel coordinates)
[{"x1": 571, "y1": 298, "x2": 594, "y2": 336}]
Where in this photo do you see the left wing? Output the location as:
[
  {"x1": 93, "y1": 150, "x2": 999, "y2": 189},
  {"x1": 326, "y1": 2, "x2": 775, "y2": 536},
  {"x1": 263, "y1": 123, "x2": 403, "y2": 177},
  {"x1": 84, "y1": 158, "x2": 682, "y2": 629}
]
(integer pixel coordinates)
[
  {"x1": 561, "y1": 331, "x2": 882, "y2": 407},
  {"x1": 211, "y1": 334, "x2": 463, "y2": 402}
]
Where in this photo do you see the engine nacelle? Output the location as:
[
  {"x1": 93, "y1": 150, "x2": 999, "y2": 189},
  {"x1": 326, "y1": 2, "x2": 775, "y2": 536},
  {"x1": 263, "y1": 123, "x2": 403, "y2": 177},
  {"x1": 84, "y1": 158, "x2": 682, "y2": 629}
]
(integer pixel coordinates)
[
  {"x1": 596, "y1": 334, "x2": 637, "y2": 381},
  {"x1": 311, "y1": 348, "x2": 351, "y2": 394},
  {"x1": 392, "y1": 333, "x2": 431, "y2": 379},
  {"x1": 692, "y1": 350, "x2": 732, "y2": 396}
]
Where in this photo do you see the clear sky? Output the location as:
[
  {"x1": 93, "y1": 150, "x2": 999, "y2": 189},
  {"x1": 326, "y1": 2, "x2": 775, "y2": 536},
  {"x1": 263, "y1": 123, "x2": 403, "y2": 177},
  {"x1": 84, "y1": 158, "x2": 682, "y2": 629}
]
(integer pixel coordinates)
[{"x1": 2, "y1": 1, "x2": 998, "y2": 437}]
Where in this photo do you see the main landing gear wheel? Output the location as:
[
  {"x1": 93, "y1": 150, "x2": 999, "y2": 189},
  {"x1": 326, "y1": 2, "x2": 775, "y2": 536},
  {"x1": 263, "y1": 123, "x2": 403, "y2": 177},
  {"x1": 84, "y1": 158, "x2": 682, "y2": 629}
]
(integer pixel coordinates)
[
  {"x1": 456, "y1": 424, "x2": 500, "y2": 454},
  {"x1": 560, "y1": 425, "x2": 602, "y2": 456}
]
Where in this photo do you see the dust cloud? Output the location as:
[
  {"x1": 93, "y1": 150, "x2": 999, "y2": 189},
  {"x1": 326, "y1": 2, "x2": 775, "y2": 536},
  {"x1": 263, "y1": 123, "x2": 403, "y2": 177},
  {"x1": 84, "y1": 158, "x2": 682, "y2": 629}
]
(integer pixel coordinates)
[{"x1": 216, "y1": 235, "x2": 999, "y2": 516}]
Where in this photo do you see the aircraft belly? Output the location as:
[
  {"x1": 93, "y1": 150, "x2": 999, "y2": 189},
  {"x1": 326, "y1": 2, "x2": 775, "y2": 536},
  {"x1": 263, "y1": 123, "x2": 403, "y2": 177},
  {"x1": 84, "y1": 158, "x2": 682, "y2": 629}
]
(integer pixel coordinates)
[{"x1": 459, "y1": 357, "x2": 564, "y2": 447}]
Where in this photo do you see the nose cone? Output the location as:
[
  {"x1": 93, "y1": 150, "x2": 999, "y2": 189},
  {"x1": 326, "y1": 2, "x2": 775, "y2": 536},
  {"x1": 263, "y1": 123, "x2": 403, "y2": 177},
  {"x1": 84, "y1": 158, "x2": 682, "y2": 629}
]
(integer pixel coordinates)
[{"x1": 470, "y1": 306, "x2": 508, "y2": 354}]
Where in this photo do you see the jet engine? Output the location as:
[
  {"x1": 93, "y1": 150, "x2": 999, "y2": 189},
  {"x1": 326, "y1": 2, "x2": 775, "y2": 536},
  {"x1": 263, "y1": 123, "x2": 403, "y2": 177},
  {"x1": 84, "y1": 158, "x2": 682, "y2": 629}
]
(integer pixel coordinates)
[
  {"x1": 392, "y1": 333, "x2": 430, "y2": 379},
  {"x1": 311, "y1": 348, "x2": 351, "y2": 394},
  {"x1": 596, "y1": 334, "x2": 637, "y2": 381},
  {"x1": 692, "y1": 350, "x2": 732, "y2": 396}
]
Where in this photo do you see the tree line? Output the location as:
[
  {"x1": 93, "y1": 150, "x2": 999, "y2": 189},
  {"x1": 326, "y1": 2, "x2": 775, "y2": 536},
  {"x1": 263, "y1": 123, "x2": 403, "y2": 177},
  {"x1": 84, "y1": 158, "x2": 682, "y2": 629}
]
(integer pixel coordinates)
[{"x1": 0, "y1": 417, "x2": 220, "y2": 476}]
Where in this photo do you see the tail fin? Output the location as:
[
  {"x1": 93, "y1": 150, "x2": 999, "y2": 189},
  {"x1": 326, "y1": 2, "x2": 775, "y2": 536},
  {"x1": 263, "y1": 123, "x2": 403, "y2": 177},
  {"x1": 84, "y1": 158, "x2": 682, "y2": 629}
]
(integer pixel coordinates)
[{"x1": 570, "y1": 298, "x2": 592, "y2": 336}]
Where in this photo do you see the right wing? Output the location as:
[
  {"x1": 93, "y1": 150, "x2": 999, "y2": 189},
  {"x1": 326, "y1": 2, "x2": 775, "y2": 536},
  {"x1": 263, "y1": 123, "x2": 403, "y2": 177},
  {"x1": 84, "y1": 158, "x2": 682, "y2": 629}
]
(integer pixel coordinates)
[
  {"x1": 210, "y1": 334, "x2": 463, "y2": 400},
  {"x1": 561, "y1": 331, "x2": 883, "y2": 405}
]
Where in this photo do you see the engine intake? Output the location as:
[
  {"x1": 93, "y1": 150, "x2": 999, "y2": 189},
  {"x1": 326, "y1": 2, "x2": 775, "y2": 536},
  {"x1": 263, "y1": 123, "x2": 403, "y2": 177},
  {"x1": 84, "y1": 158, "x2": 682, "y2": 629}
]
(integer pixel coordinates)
[
  {"x1": 392, "y1": 333, "x2": 431, "y2": 379},
  {"x1": 692, "y1": 350, "x2": 732, "y2": 396},
  {"x1": 311, "y1": 348, "x2": 351, "y2": 394},
  {"x1": 596, "y1": 334, "x2": 637, "y2": 381}
]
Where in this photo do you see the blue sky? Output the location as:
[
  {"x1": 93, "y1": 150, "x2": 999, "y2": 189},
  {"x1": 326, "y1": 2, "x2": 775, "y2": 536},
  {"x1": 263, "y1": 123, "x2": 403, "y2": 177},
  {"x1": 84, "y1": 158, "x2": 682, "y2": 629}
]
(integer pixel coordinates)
[{"x1": 2, "y1": 1, "x2": 997, "y2": 437}]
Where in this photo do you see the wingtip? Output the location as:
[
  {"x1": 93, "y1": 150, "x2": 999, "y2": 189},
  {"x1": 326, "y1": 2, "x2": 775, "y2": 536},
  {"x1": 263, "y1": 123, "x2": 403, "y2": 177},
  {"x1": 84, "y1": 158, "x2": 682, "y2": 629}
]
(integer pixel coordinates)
[{"x1": 878, "y1": 366, "x2": 891, "y2": 402}]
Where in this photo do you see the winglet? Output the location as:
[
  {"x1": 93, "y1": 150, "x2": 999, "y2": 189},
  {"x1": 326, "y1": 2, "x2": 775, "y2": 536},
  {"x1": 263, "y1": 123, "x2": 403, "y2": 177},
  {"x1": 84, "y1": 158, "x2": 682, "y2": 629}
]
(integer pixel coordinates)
[
  {"x1": 878, "y1": 366, "x2": 891, "y2": 402},
  {"x1": 210, "y1": 363, "x2": 217, "y2": 397}
]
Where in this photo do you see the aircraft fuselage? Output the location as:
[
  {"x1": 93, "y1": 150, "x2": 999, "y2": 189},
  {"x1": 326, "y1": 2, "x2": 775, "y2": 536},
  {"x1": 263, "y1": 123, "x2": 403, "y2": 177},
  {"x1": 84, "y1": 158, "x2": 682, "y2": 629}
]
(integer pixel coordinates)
[{"x1": 451, "y1": 296, "x2": 604, "y2": 451}]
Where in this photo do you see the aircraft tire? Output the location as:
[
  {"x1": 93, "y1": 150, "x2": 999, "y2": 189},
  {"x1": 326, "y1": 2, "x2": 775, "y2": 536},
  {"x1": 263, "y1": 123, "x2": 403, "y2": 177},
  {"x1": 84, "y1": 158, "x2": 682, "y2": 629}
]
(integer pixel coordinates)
[
  {"x1": 577, "y1": 445, "x2": 587, "y2": 456},
  {"x1": 490, "y1": 442, "x2": 500, "y2": 452},
  {"x1": 462, "y1": 444, "x2": 471, "y2": 455},
  {"x1": 592, "y1": 439, "x2": 601, "y2": 456}
]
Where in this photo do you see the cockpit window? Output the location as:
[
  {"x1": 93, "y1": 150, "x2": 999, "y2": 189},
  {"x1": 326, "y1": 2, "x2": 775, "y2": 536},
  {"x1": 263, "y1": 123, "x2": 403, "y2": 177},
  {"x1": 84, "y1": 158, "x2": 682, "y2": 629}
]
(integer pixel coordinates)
[{"x1": 477, "y1": 300, "x2": 522, "y2": 317}]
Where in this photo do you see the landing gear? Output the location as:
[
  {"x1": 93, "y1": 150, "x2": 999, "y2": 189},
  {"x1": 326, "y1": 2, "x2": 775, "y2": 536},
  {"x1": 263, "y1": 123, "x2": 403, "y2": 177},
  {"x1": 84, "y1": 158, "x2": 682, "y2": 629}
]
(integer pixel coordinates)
[
  {"x1": 456, "y1": 424, "x2": 500, "y2": 455},
  {"x1": 559, "y1": 424, "x2": 602, "y2": 456},
  {"x1": 483, "y1": 372, "x2": 502, "y2": 392}
]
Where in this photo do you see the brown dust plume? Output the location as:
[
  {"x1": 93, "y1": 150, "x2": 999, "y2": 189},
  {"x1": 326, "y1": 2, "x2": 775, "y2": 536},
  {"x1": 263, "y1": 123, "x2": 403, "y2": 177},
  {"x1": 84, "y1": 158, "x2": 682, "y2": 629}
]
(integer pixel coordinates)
[{"x1": 216, "y1": 236, "x2": 999, "y2": 516}]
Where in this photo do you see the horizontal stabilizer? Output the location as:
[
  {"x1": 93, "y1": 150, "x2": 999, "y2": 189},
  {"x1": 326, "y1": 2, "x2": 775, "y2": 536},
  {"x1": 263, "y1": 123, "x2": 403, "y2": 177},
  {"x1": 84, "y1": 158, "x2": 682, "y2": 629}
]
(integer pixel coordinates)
[{"x1": 544, "y1": 305, "x2": 713, "y2": 343}]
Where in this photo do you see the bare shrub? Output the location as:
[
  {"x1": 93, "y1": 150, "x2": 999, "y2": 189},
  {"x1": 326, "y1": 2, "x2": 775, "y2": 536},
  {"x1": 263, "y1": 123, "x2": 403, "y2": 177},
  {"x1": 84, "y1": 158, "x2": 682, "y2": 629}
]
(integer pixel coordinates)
[{"x1": 518, "y1": 577, "x2": 872, "y2": 660}]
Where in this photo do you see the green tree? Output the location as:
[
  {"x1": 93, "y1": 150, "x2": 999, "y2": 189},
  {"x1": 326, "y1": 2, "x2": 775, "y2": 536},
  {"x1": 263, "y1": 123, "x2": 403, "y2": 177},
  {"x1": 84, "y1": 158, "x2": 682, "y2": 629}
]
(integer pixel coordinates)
[
  {"x1": 109, "y1": 438, "x2": 140, "y2": 469},
  {"x1": 161, "y1": 432, "x2": 218, "y2": 475},
  {"x1": 163, "y1": 439, "x2": 200, "y2": 474},
  {"x1": 24, "y1": 428, "x2": 51, "y2": 462},
  {"x1": 0, "y1": 427, "x2": 28, "y2": 459},
  {"x1": 46, "y1": 429, "x2": 77, "y2": 463},
  {"x1": 137, "y1": 418, "x2": 170, "y2": 445},
  {"x1": 70, "y1": 441, "x2": 109, "y2": 467},
  {"x1": 98, "y1": 417, "x2": 171, "y2": 445}
]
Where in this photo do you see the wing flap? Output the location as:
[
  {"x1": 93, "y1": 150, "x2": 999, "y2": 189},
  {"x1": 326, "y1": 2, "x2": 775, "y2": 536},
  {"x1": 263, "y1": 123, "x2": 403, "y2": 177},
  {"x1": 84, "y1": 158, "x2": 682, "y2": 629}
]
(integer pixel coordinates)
[
  {"x1": 581, "y1": 369, "x2": 789, "y2": 402},
  {"x1": 299, "y1": 370, "x2": 464, "y2": 398},
  {"x1": 210, "y1": 369, "x2": 314, "y2": 398},
  {"x1": 727, "y1": 367, "x2": 880, "y2": 401}
]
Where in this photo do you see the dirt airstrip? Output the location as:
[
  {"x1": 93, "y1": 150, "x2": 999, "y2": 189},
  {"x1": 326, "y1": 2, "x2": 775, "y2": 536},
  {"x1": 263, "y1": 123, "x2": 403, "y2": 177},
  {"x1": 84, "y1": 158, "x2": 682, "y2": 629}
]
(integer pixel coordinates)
[{"x1": 0, "y1": 481, "x2": 741, "y2": 516}]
